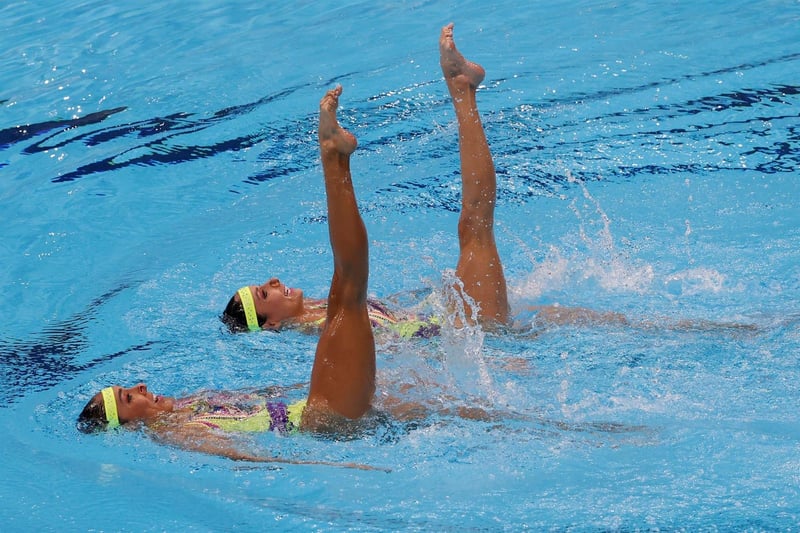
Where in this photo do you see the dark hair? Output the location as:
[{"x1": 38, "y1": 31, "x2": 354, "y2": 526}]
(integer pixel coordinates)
[
  {"x1": 77, "y1": 395, "x2": 109, "y2": 433},
  {"x1": 221, "y1": 294, "x2": 265, "y2": 333}
]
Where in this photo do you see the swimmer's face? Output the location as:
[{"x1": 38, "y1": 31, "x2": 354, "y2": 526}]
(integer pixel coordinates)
[
  {"x1": 239, "y1": 277, "x2": 304, "y2": 330},
  {"x1": 99, "y1": 383, "x2": 175, "y2": 424}
]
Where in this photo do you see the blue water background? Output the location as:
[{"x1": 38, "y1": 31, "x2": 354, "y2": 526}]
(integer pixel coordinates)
[{"x1": 2, "y1": 0, "x2": 799, "y2": 530}]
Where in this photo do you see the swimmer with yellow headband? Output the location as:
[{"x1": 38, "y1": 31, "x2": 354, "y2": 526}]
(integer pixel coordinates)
[
  {"x1": 221, "y1": 24, "x2": 512, "y2": 335},
  {"x1": 221, "y1": 278, "x2": 330, "y2": 333},
  {"x1": 78, "y1": 383, "x2": 382, "y2": 470}
]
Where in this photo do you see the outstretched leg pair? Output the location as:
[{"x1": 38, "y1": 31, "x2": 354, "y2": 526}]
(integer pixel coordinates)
[{"x1": 304, "y1": 24, "x2": 508, "y2": 428}]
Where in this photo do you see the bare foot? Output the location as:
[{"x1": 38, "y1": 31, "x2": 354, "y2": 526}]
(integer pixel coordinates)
[
  {"x1": 439, "y1": 23, "x2": 485, "y2": 90},
  {"x1": 319, "y1": 85, "x2": 357, "y2": 156}
]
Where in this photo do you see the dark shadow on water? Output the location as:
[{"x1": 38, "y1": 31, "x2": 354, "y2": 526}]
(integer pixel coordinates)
[
  {"x1": 0, "y1": 283, "x2": 162, "y2": 407},
  {"x1": 0, "y1": 107, "x2": 127, "y2": 150}
]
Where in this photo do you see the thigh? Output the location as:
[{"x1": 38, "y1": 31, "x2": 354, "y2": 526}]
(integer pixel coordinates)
[
  {"x1": 306, "y1": 306, "x2": 376, "y2": 421},
  {"x1": 454, "y1": 243, "x2": 509, "y2": 325}
]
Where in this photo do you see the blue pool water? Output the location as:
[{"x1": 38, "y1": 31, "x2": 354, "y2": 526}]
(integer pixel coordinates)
[{"x1": 2, "y1": 0, "x2": 800, "y2": 530}]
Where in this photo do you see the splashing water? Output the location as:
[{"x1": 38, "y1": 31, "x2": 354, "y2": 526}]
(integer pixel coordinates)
[
  {"x1": 434, "y1": 270, "x2": 497, "y2": 402},
  {"x1": 511, "y1": 171, "x2": 655, "y2": 311}
]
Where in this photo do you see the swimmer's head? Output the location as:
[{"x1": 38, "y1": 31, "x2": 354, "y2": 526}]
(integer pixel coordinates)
[
  {"x1": 77, "y1": 384, "x2": 174, "y2": 433},
  {"x1": 220, "y1": 278, "x2": 304, "y2": 333},
  {"x1": 222, "y1": 287, "x2": 262, "y2": 332}
]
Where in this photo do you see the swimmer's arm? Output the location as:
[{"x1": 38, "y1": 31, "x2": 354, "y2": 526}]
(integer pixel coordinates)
[
  {"x1": 524, "y1": 305, "x2": 628, "y2": 326},
  {"x1": 380, "y1": 392, "x2": 496, "y2": 422},
  {"x1": 523, "y1": 305, "x2": 758, "y2": 334},
  {"x1": 151, "y1": 426, "x2": 388, "y2": 471},
  {"x1": 636, "y1": 317, "x2": 760, "y2": 333},
  {"x1": 150, "y1": 424, "x2": 261, "y2": 461}
]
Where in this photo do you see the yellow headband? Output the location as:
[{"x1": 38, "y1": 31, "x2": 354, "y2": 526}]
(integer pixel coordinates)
[
  {"x1": 101, "y1": 387, "x2": 120, "y2": 429},
  {"x1": 237, "y1": 286, "x2": 260, "y2": 331}
]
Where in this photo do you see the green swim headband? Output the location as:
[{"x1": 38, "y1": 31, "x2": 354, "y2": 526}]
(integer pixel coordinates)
[
  {"x1": 101, "y1": 386, "x2": 120, "y2": 429},
  {"x1": 237, "y1": 286, "x2": 261, "y2": 331}
]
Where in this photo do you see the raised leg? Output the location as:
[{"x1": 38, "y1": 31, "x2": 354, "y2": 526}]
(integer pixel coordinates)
[
  {"x1": 440, "y1": 23, "x2": 509, "y2": 327},
  {"x1": 304, "y1": 86, "x2": 375, "y2": 426}
]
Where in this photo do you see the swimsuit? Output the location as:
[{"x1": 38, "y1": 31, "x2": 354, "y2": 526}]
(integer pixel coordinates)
[
  {"x1": 311, "y1": 298, "x2": 441, "y2": 339},
  {"x1": 177, "y1": 392, "x2": 306, "y2": 434}
]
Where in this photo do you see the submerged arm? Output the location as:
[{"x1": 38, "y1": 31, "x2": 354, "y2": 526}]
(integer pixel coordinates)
[
  {"x1": 150, "y1": 425, "x2": 386, "y2": 471},
  {"x1": 525, "y1": 305, "x2": 629, "y2": 326}
]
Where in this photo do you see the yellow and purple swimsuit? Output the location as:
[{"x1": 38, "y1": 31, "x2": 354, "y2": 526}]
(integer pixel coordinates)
[{"x1": 177, "y1": 392, "x2": 306, "y2": 434}]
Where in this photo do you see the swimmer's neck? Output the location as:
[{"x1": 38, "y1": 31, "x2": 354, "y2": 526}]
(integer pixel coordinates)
[{"x1": 293, "y1": 298, "x2": 329, "y2": 326}]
